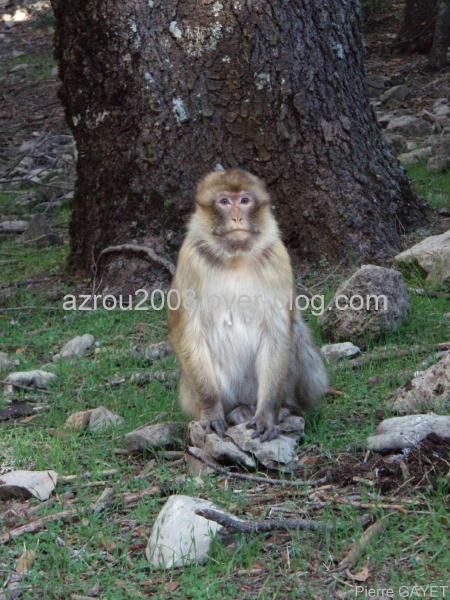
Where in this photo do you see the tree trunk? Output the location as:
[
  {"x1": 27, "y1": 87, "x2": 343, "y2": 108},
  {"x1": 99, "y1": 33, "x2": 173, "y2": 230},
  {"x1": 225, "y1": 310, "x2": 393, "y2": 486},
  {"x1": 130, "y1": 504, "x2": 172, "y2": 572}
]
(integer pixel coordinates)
[
  {"x1": 396, "y1": 0, "x2": 439, "y2": 53},
  {"x1": 52, "y1": 0, "x2": 427, "y2": 280},
  {"x1": 428, "y1": 0, "x2": 450, "y2": 69}
]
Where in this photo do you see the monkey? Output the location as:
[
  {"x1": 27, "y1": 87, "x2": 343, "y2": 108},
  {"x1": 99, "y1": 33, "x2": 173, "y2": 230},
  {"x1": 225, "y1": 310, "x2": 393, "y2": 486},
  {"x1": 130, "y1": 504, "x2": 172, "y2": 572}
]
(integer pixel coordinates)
[{"x1": 168, "y1": 169, "x2": 328, "y2": 441}]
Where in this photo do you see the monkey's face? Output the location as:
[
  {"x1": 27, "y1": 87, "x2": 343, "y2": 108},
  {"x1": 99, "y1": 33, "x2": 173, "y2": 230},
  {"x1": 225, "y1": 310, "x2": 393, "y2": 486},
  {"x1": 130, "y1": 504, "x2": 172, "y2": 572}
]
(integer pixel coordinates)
[
  {"x1": 195, "y1": 169, "x2": 272, "y2": 256},
  {"x1": 212, "y1": 190, "x2": 260, "y2": 251}
]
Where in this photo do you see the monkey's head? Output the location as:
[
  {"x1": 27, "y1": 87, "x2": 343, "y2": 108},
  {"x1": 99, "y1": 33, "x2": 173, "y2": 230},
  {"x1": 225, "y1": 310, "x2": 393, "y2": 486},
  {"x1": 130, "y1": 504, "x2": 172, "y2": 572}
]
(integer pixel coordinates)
[{"x1": 193, "y1": 169, "x2": 277, "y2": 258}]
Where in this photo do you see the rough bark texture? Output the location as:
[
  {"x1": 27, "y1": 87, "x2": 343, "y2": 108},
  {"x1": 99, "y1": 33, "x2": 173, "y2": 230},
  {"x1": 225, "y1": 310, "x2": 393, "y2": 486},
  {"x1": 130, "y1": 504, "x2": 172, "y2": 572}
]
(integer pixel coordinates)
[
  {"x1": 52, "y1": 0, "x2": 427, "y2": 278},
  {"x1": 428, "y1": 0, "x2": 450, "y2": 69},
  {"x1": 396, "y1": 0, "x2": 439, "y2": 53}
]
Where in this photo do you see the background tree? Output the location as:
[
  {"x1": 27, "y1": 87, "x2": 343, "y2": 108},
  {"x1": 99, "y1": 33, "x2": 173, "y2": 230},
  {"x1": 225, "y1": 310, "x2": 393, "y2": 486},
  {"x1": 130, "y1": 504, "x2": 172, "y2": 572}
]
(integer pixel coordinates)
[
  {"x1": 428, "y1": 0, "x2": 450, "y2": 69},
  {"x1": 396, "y1": 0, "x2": 439, "y2": 53},
  {"x1": 51, "y1": 0, "x2": 427, "y2": 280}
]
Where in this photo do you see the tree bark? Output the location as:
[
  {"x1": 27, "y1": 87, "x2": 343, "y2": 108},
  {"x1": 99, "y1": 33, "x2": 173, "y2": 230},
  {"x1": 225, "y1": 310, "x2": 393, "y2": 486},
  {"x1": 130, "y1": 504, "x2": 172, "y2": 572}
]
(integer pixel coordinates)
[
  {"x1": 428, "y1": 0, "x2": 450, "y2": 69},
  {"x1": 52, "y1": 0, "x2": 427, "y2": 278},
  {"x1": 396, "y1": 0, "x2": 439, "y2": 53}
]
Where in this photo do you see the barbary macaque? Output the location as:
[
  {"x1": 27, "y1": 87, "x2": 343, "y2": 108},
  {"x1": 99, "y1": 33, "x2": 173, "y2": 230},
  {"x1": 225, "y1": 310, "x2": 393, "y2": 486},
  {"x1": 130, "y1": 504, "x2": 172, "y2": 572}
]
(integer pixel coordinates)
[{"x1": 168, "y1": 169, "x2": 328, "y2": 441}]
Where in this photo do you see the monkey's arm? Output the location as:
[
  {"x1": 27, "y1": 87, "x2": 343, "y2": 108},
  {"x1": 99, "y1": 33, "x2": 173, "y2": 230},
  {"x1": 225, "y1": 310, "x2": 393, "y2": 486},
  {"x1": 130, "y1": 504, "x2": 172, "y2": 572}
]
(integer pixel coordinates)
[{"x1": 168, "y1": 282, "x2": 226, "y2": 436}]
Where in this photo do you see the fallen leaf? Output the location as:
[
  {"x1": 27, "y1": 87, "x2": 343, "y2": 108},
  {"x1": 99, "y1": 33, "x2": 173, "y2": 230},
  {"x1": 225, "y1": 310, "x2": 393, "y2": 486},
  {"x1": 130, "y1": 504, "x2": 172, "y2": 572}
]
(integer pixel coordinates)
[
  {"x1": 350, "y1": 564, "x2": 371, "y2": 582},
  {"x1": 165, "y1": 582, "x2": 179, "y2": 593},
  {"x1": 16, "y1": 549, "x2": 36, "y2": 574}
]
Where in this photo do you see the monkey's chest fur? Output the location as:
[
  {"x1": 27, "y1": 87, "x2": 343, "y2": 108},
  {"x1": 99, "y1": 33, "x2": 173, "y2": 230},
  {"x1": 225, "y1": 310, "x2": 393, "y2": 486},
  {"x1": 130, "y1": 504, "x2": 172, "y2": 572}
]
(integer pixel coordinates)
[{"x1": 195, "y1": 269, "x2": 290, "y2": 412}]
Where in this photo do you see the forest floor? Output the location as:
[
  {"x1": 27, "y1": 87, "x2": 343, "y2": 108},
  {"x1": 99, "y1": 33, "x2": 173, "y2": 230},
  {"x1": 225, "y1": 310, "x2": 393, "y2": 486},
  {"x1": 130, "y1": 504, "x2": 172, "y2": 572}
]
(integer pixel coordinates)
[{"x1": 0, "y1": 2, "x2": 449, "y2": 599}]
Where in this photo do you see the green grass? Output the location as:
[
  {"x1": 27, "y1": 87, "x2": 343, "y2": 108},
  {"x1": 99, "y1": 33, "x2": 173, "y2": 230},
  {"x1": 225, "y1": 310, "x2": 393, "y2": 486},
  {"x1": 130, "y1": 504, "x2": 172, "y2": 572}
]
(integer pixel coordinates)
[
  {"x1": 406, "y1": 162, "x2": 450, "y2": 210},
  {"x1": 0, "y1": 168, "x2": 449, "y2": 597},
  {"x1": 6, "y1": 52, "x2": 56, "y2": 80}
]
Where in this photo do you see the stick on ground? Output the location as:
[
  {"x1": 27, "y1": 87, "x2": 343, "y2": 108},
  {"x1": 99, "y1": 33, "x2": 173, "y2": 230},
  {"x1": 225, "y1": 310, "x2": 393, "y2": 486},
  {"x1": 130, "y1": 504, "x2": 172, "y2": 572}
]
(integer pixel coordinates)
[
  {"x1": 338, "y1": 515, "x2": 391, "y2": 569},
  {"x1": 196, "y1": 508, "x2": 333, "y2": 532}
]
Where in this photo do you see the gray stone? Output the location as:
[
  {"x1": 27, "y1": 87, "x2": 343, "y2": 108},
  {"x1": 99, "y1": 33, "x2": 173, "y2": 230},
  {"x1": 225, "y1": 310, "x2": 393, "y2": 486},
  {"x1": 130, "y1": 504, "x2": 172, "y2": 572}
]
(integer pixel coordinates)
[
  {"x1": 367, "y1": 415, "x2": 450, "y2": 452},
  {"x1": 18, "y1": 214, "x2": 62, "y2": 248},
  {"x1": 4, "y1": 370, "x2": 57, "y2": 393},
  {"x1": 381, "y1": 84, "x2": 409, "y2": 106},
  {"x1": 387, "y1": 354, "x2": 450, "y2": 414},
  {"x1": 226, "y1": 422, "x2": 301, "y2": 470},
  {"x1": 53, "y1": 334, "x2": 95, "y2": 361},
  {"x1": 321, "y1": 342, "x2": 361, "y2": 362},
  {"x1": 125, "y1": 422, "x2": 187, "y2": 452},
  {"x1": 88, "y1": 406, "x2": 124, "y2": 432},
  {"x1": 0, "y1": 470, "x2": 58, "y2": 501},
  {"x1": 188, "y1": 421, "x2": 207, "y2": 447},
  {"x1": 386, "y1": 115, "x2": 432, "y2": 137},
  {"x1": 0, "y1": 352, "x2": 18, "y2": 372},
  {"x1": 427, "y1": 155, "x2": 450, "y2": 173},
  {"x1": 394, "y1": 231, "x2": 450, "y2": 286},
  {"x1": 184, "y1": 447, "x2": 215, "y2": 477},
  {"x1": 204, "y1": 433, "x2": 256, "y2": 469},
  {"x1": 146, "y1": 495, "x2": 225, "y2": 568},
  {"x1": 0, "y1": 220, "x2": 28, "y2": 234},
  {"x1": 384, "y1": 133, "x2": 407, "y2": 155},
  {"x1": 319, "y1": 265, "x2": 409, "y2": 347},
  {"x1": 398, "y1": 147, "x2": 432, "y2": 166}
]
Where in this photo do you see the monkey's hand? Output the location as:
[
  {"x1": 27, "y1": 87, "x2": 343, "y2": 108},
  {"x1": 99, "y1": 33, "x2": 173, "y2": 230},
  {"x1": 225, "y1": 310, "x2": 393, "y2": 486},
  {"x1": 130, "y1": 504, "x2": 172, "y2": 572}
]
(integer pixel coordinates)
[{"x1": 247, "y1": 413, "x2": 280, "y2": 442}]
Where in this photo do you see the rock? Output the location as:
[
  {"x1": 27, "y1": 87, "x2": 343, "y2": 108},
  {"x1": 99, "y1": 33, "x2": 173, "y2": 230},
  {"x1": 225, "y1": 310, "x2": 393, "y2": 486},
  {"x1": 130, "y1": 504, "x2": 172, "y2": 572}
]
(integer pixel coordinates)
[
  {"x1": 366, "y1": 74, "x2": 389, "y2": 96},
  {"x1": 0, "y1": 470, "x2": 58, "y2": 501},
  {"x1": 204, "y1": 433, "x2": 256, "y2": 469},
  {"x1": 188, "y1": 421, "x2": 207, "y2": 447},
  {"x1": 386, "y1": 354, "x2": 449, "y2": 414},
  {"x1": 4, "y1": 370, "x2": 57, "y2": 393},
  {"x1": 226, "y1": 422, "x2": 302, "y2": 470},
  {"x1": 125, "y1": 422, "x2": 187, "y2": 452},
  {"x1": 0, "y1": 220, "x2": 28, "y2": 234},
  {"x1": 394, "y1": 231, "x2": 450, "y2": 286},
  {"x1": 386, "y1": 115, "x2": 432, "y2": 137},
  {"x1": 0, "y1": 352, "x2": 18, "y2": 372},
  {"x1": 433, "y1": 103, "x2": 450, "y2": 118},
  {"x1": 88, "y1": 407, "x2": 124, "y2": 432},
  {"x1": 321, "y1": 342, "x2": 361, "y2": 361},
  {"x1": 319, "y1": 265, "x2": 409, "y2": 347},
  {"x1": 18, "y1": 214, "x2": 62, "y2": 248},
  {"x1": 427, "y1": 155, "x2": 450, "y2": 173},
  {"x1": 146, "y1": 495, "x2": 225, "y2": 568},
  {"x1": 367, "y1": 415, "x2": 450, "y2": 452},
  {"x1": 133, "y1": 340, "x2": 173, "y2": 362},
  {"x1": 384, "y1": 133, "x2": 407, "y2": 155},
  {"x1": 381, "y1": 84, "x2": 409, "y2": 106},
  {"x1": 53, "y1": 334, "x2": 95, "y2": 361},
  {"x1": 185, "y1": 447, "x2": 215, "y2": 477},
  {"x1": 398, "y1": 147, "x2": 432, "y2": 166},
  {"x1": 64, "y1": 409, "x2": 94, "y2": 431}
]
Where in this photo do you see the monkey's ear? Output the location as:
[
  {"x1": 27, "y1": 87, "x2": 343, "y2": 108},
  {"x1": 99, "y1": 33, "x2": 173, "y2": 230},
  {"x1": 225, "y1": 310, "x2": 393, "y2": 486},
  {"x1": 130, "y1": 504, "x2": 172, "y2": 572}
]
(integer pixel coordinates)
[{"x1": 196, "y1": 171, "x2": 223, "y2": 206}]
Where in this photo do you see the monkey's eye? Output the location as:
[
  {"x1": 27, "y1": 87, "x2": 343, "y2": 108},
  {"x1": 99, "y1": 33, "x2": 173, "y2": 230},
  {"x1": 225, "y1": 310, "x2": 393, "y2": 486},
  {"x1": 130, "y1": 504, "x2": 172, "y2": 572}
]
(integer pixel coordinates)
[
  {"x1": 218, "y1": 196, "x2": 231, "y2": 206},
  {"x1": 240, "y1": 195, "x2": 251, "y2": 205}
]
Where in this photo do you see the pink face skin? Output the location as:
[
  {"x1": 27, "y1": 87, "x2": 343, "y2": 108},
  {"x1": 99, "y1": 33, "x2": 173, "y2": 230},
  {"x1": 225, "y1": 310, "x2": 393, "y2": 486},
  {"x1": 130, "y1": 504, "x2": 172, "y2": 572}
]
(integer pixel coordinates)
[{"x1": 214, "y1": 191, "x2": 257, "y2": 237}]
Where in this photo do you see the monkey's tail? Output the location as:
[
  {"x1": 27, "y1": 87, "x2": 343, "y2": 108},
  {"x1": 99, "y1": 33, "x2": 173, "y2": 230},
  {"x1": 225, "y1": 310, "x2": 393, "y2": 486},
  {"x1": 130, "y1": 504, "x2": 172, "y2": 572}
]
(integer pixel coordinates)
[{"x1": 286, "y1": 312, "x2": 328, "y2": 411}]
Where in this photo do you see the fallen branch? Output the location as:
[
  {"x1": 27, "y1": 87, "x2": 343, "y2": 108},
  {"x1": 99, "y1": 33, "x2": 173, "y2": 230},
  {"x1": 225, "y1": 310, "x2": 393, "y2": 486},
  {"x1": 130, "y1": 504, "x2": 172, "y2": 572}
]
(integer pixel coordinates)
[
  {"x1": 97, "y1": 244, "x2": 175, "y2": 277},
  {"x1": 186, "y1": 447, "x2": 328, "y2": 488},
  {"x1": 0, "y1": 509, "x2": 79, "y2": 545},
  {"x1": 338, "y1": 515, "x2": 391, "y2": 569},
  {"x1": 0, "y1": 380, "x2": 52, "y2": 395},
  {"x1": 345, "y1": 343, "x2": 449, "y2": 370},
  {"x1": 196, "y1": 507, "x2": 332, "y2": 532}
]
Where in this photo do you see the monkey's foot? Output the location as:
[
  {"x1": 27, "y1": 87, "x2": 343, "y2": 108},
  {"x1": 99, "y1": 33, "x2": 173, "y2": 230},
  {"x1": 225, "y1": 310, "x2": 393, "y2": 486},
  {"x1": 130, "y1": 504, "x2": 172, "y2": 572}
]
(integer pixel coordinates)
[
  {"x1": 202, "y1": 417, "x2": 227, "y2": 437},
  {"x1": 247, "y1": 416, "x2": 280, "y2": 442}
]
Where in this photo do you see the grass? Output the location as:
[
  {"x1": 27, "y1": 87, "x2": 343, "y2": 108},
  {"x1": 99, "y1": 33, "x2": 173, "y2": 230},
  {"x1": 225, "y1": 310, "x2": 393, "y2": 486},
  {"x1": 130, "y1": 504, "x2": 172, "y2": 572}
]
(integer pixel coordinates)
[
  {"x1": 406, "y1": 162, "x2": 450, "y2": 210},
  {"x1": 0, "y1": 175, "x2": 449, "y2": 598}
]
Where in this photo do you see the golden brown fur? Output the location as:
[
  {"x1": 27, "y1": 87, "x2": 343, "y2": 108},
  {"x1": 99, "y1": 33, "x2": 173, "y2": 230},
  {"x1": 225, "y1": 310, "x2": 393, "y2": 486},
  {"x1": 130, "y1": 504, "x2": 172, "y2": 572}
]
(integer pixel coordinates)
[{"x1": 168, "y1": 169, "x2": 327, "y2": 441}]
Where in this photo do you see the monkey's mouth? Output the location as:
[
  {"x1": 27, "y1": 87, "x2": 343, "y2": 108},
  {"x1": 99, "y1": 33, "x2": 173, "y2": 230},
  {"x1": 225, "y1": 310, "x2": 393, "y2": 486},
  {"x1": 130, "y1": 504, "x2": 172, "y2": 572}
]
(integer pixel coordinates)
[{"x1": 221, "y1": 227, "x2": 259, "y2": 236}]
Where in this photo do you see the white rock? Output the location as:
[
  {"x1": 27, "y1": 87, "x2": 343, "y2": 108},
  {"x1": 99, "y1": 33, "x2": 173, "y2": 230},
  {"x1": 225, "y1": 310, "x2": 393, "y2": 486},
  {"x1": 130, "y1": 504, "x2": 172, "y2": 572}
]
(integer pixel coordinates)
[
  {"x1": 0, "y1": 470, "x2": 58, "y2": 501},
  {"x1": 146, "y1": 495, "x2": 224, "y2": 568},
  {"x1": 387, "y1": 353, "x2": 449, "y2": 414},
  {"x1": 4, "y1": 370, "x2": 57, "y2": 393},
  {"x1": 398, "y1": 146, "x2": 432, "y2": 166},
  {"x1": 0, "y1": 352, "x2": 18, "y2": 371},
  {"x1": 386, "y1": 115, "x2": 432, "y2": 137},
  {"x1": 204, "y1": 433, "x2": 256, "y2": 469},
  {"x1": 53, "y1": 334, "x2": 95, "y2": 360},
  {"x1": 394, "y1": 231, "x2": 450, "y2": 286},
  {"x1": 367, "y1": 415, "x2": 450, "y2": 452},
  {"x1": 88, "y1": 406, "x2": 124, "y2": 432},
  {"x1": 0, "y1": 220, "x2": 29, "y2": 234},
  {"x1": 125, "y1": 422, "x2": 187, "y2": 452},
  {"x1": 321, "y1": 342, "x2": 361, "y2": 361}
]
